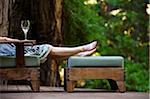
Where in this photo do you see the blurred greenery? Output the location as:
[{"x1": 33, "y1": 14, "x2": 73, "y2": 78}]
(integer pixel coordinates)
[{"x1": 63, "y1": 0, "x2": 149, "y2": 92}]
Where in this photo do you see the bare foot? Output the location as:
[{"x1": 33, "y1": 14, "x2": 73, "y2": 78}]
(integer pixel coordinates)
[
  {"x1": 76, "y1": 48, "x2": 96, "y2": 56},
  {"x1": 82, "y1": 41, "x2": 97, "y2": 51}
]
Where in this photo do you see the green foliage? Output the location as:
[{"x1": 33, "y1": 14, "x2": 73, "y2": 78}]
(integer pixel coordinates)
[
  {"x1": 84, "y1": 79, "x2": 110, "y2": 89},
  {"x1": 63, "y1": 0, "x2": 149, "y2": 92},
  {"x1": 125, "y1": 59, "x2": 149, "y2": 92},
  {"x1": 63, "y1": 0, "x2": 107, "y2": 45}
]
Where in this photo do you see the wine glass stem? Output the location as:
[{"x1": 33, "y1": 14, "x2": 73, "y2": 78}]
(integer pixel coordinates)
[{"x1": 24, "y1": 32, "x2": 27, "y2": 40}]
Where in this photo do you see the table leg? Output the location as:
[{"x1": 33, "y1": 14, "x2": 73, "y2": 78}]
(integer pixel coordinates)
[{"x1": 16, "y1": 43, "x2": 25, "y2": 68}]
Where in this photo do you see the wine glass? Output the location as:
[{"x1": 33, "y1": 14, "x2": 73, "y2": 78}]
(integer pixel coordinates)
[{"x1": 21, "y1": 20, "x2": 30, "y2": 40}]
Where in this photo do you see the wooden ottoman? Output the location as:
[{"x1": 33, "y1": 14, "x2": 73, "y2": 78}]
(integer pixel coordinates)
[{"x1": 64, "y1": 56, "x2": 126, "y2": 92}]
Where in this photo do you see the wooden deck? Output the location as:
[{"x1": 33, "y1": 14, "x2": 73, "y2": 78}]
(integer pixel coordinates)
[
  {"x1": 0, "y1": 85, "x2": 149, "y2": 99},
  {"x1": 0, "y1": 85, "x2": 114, "y2": 92},
  {"x1": 0, "y1": 85, "x2": 64, "y2": 92}
]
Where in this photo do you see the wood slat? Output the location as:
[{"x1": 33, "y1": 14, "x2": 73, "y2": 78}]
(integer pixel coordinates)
[
  {"x1": 17, "y1": 85, "x2": 31, "y2": 91},
  {"x1": 7, "y1": 85, "x2": 18, "y2": 91},
  {"x1": 67, "y1": 68, "x2": 124, "y2": 81},
  {"x1": 0, "y1": 85, "x2": 32, "y2": 91}
]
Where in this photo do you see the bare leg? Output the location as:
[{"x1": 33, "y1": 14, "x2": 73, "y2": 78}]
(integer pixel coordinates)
[
  {"x1": 75, "y1": 48, "x2": 96, "y2": 56},
  {"x1": 50, "y1": 46, "x2": 83, "y2": 57},
  {"x1": 50, "y1": 41, "x2": 97, "y2": 58}
]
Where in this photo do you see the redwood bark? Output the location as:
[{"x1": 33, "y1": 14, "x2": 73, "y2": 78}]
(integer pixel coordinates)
[{"x1": 0, "y1": 0, "x2": 9, "y2": 36}]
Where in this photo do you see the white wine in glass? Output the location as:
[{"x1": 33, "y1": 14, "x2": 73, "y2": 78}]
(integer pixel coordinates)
[{"x1": 21, "y1": 20, "x2": 30, "y2": 40}]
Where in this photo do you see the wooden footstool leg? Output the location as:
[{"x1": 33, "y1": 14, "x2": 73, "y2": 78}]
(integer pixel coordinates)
[
  {"x1": 30, "y1": 69, "x2": 40, "y2": 92},
  {"x1": 31, "y1": 80, "x2": 40, "y2": 91},
  {"x1": 66, "y1": 80, "x2": 75, "y2": 92},
  {"x1": 64, "y1": 68, "x2": 75, "y2": 92},
  {"x1": 116, "y1": 80, "x2": 126, "y2": 92}
]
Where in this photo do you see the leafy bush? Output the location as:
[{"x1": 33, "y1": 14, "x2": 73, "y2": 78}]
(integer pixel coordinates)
[{"x1": 125, "y1": 59, "x2": 149, "y2": 92}]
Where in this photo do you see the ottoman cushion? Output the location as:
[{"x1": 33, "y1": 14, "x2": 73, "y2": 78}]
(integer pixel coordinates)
[
  {"x1": 67, "y1": 56, "x2": 124, "y2": 68},
  {"x1": 0, "y1": 55, "x2": 41, "y2": 67}
]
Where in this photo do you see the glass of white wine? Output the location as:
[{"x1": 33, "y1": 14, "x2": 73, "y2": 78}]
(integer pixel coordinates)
[{"x1": 21, "y1": 20, "x2": 30, "y2": 40}]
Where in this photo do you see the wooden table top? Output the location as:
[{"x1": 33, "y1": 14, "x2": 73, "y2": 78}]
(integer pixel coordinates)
[{"x1": 0, "y1": 40, "x2": 36, "y2": 44}]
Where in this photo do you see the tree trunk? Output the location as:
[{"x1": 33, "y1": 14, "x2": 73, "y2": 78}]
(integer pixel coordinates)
[
  {"x1": 0, "y1": 0, "x2": 63, "y2": 86},
  {"x1": 30, "y1": 0, "x2": 63, "y2": 45},
  {"x1": 0, "y1": 0, "x2": 9, "y2": 36}
]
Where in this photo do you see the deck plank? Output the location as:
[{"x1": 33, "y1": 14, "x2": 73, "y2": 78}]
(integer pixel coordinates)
[
  {"x1": 7, "y1": 85, "x2": 17, "y2": 91},
  {"x1": 0, "y1": 85, "x2": 8, "y2": 91},
  {"x1": 0, "y1": 91, "x2": 149, "y2": 99},
  {"x1": 17, "y1": 85, "x2": 31, "y2": 91},
  {"x1": 0, "y1": 85, "x2": 149, "y2": 99}
]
